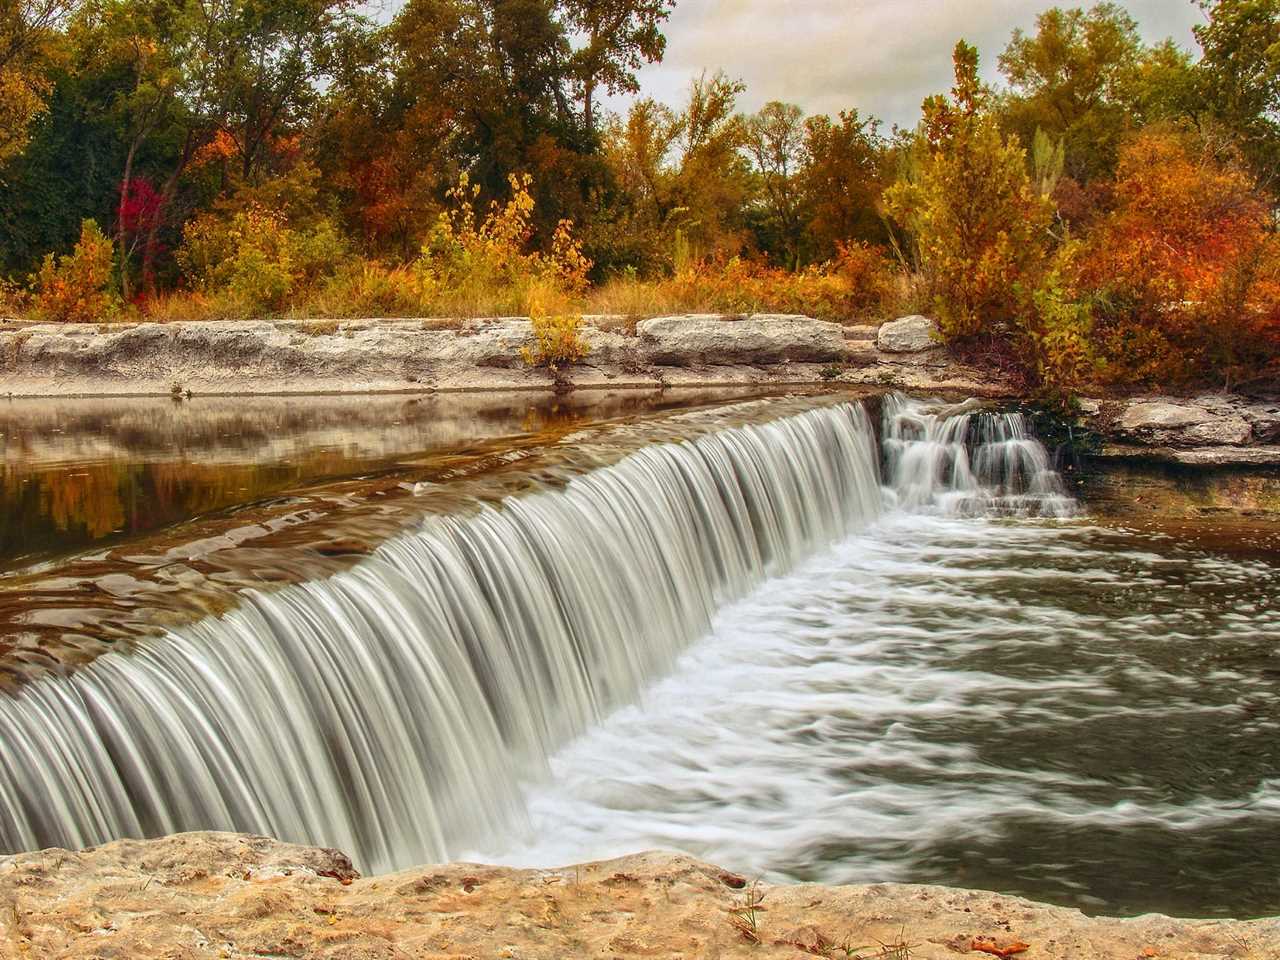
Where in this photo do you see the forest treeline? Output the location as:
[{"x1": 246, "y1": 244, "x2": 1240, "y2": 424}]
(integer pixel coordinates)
[{"x1": 1, "y1": 0, "x2": 1278, "y2": 396}]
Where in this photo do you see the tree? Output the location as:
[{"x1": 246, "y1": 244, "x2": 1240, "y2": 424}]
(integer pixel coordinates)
[
  {"x1": 670, "y1": 70, "x2": 750, "y2": 261},
  {"x1": 0, "y1": 0, "x2": 77, "y2": 166},
  {"x1": 799, "y1": 109, "x2": 889, "y2": 260},
  {"x1": 390, "y1": 0, "x2": 591, "y2": 233},
  {"x1": 1074, "y1": 127, "x2": 1279, "y2": 387},
  {"x1": 1193, "y1": 0, "x2": 1280, "y2": 180},
  {"x1": 744, "y1": 101, "x2": 806, "y2": 267},
  {"x1": 563, "y1": 0, "x2": 672, "y2": 137},
  {"x1": 593, "y1": 97, "x2": 680, "y2": 271},
  {"x1": 997, "y1": 3, "x2": 1179, "y2": 180},
  {"x1": 886, "y1": 40, "x2": 1054, "y2": 341}
]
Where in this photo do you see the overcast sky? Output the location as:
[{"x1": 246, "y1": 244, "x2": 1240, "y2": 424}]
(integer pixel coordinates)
[{"x1": 604, "y1": 0, "x2": 1207, "y2": 129}]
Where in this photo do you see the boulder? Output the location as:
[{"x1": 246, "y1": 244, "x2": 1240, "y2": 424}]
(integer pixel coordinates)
[
  {"x1": 636, "y1": 314, "x2": 846, "y2": 366},
  {"x1": 877, "y1": 315, "x2": 941, "y2": 353}
]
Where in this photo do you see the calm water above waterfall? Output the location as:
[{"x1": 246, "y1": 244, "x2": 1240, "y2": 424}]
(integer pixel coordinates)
[{"x1": 0, "y1": 390, "x2": 1276, "y2": 919}]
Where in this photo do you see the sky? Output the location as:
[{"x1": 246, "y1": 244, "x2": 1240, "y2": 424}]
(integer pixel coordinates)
[{"x1": 604, "y1": 0, "x2": 1207, "y2": 129}]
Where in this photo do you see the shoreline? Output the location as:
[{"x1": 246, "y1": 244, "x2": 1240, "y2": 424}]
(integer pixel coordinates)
[{"x1": 3, "y1": 833, "x2": 1275, "y2": 958}]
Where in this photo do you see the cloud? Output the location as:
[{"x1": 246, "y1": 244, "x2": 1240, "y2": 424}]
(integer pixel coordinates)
[{"x1": 609, "y1": 0, "x2": 1205, "y2": 128}]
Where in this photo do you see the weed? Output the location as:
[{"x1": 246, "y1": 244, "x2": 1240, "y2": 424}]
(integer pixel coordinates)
[{"x1": 728, "y1": 880, "x2": 766, "y2": 944}]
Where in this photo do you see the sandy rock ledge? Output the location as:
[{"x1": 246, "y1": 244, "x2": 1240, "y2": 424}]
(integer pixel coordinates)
[{"x1": 1, "y1": 832, "x2": 1274, "y2": 960}]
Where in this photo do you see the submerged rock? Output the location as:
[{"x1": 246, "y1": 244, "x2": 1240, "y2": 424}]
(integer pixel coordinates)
[
  {"x1": 877, "y1": 314, "x2": 941, "y2": 353},
  {"x1": 1, "y1": 832, "x2": 1272, "y2": 960}
]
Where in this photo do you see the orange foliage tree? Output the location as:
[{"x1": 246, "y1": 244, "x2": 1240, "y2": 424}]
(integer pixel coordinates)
[{"x1": 1074, "y1": 128, "x2": 1280, "y2": 389}]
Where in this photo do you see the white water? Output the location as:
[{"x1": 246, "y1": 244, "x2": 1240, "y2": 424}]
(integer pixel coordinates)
[
  {"x1": 478, "y1": 514, "x2": 1280, "y2": 894},
  {"x1": 0, "y1": 401, "x2": 891, "y2": 872},
  {"x1": 1, "y1": 393, "x2": 1192, "y2": 894}
]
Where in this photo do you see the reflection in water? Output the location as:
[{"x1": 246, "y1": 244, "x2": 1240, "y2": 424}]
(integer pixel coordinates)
[{"x1": 0, "y1": 389, "x2": 779, "y2": 572}]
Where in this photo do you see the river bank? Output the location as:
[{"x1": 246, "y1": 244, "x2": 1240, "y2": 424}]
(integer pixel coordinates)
[
  {"x1": 0, "y1": 314, "x2": 1002, "y2": 397},
  {"x1": 3, "y1": 832, "x2": 1274, "y2": 959}
]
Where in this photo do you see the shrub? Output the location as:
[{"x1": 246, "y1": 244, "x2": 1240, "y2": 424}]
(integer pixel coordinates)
[
  {"x1": 603, "y1": 243, "x2": 897, "y2": 323},
  {"x1": 177, "y1": 204, "x2": 348, "y2": 317},
  {"x1": 30, "y1": 220, "x2": 121, "y2": 323},
  {"x1": 1073, "y1": 128, "x2": 1280, "y2": 389},
  {"x1": 521, "y1": 313, "x2": 591, "y2": 368},
  {"x1": 416, "y1": 173, "x2": 591, "y2": 317},
  {"x1": 314, "y1": 261, "x2": 428, "y2": 317}
]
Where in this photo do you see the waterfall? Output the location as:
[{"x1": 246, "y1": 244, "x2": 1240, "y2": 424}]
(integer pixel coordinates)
[
  {"x1": 881, "y1": 393, "x2": 1076, "y2": 517},
  {"x1": 0, "y1": 402, "x2": 885, "y2": 873}
]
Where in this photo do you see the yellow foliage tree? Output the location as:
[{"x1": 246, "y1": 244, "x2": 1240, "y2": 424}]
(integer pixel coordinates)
[{"x1": 885, "y1": 41, "x2": 1054, "y2": 341}]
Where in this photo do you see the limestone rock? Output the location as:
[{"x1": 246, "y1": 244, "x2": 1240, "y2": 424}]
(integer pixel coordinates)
[
  {"x1": 843, "y1": 323, "x2": 880, "y2": 341},
  {"x1": 877, "y1": 314, "x2": 941, "y2": 353},
  {"x1": 0, "y1": 832, "x2": 1271, "y2": 960},
  {"x1": 636, "y1": 314, "x2": 847, "y2": 366},
  {"x1": 1115, "y1": 399, "x2": 1253, "y2": 446}
]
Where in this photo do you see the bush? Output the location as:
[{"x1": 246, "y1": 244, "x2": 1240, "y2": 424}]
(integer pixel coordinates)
[
  {"x1": 314, "y1": 261, "x2": 429, "y2": 317},
  {"x1": 522, "y1": 313, "x2": 591, "y2": 368},
  {"x1": 177, "y1": 204, "x2": 348, "y2": 317},
  {"x1": 601, "y1": 243, "x2": 897, "y2": 323},
  {"x1": 1073, "y1": 128, "x2": 1280, "y2": 389},
  {"x1": 30, "y1": 220, "x2": 121, "y2": 323},
  {"x1": 417, "y1": 173, "x2": 592, "y2": 317}
]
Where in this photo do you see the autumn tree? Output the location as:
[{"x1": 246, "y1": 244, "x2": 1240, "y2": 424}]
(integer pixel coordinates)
[
  {"x1": 886, "y1": 41, "x2": 1054, "y2": 341},
  {"x1": 594, "y1": 97, "x2": 680, "y2": 271},
  {"x1": 563, "y1": 0, "x2": 672, "y2": 137},
  {"x1": 669, "y1": 70, "x2": 751, "y2": 262},
  {"x1": 1074, "y1": 127, "x2": 1279, "y2": 387},
  {"x1": 799, "y1": 109, "x2": 889, "y2": 260},
  {"x1": 0, "y1": 0, "x2": 76, "y2": 166}
]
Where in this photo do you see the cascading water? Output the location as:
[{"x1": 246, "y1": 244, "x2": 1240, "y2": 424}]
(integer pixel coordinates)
[
  {"x1": 0, "y1": 401, "x2": 887, "y2": 873},
  {"x1": 881, "y1": 393, "x2": 1076, "y2": 517}
]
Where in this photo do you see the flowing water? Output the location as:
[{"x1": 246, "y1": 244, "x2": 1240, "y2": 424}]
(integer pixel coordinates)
[{"x1": 0, "y1": 391, "x2": 1276, "y2": 918}]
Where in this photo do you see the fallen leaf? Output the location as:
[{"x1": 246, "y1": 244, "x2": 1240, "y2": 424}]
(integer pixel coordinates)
[{"x1": 971, "y1": 936, "x2": 1031, "y2": 957}]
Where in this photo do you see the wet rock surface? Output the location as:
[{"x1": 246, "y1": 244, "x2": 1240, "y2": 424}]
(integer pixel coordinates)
[{"x1": 2, "y1": 832, "x2": 1274, "y2": 960}]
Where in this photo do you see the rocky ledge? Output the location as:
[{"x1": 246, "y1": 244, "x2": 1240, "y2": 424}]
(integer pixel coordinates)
[
  {"x1": 0, "y1": 313, "x2": 1006, "y2": 398},
  {"x1": 1, "y1": 833, "x2": 1274, "y2": 960},
  {"x1": 1085, "y1": 395, "x2": 1280, "y2": 467}
]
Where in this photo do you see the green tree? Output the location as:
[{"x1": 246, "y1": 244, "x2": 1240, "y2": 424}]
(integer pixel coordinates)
[
  {"x1": 997, "y1": 3, "x2": 1183, "y2": 180},
  {"x1": 563, "y1": 0, "x2": 672, "y2": 137},
  {"x1": 744, "y1": 100, "x2": 806, "y2": 267},
  {"x1": 1193, "y1": 0, "x2": 1280, "y2": 180},
  {"x1": 0, "y1": 0, "x2": 76, "y2": 167}
]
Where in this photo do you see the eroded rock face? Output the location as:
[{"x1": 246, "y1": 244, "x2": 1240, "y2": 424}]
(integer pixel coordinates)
[
  {"x1": 636, "y1": 313, "x2": 847, "y2": 366},
  {"x1": 2, "y1": 832, "x2": 1272, "y2": 960},
  {"x1": 877, "y1": 314, "x2": 941, "y2": 353}
]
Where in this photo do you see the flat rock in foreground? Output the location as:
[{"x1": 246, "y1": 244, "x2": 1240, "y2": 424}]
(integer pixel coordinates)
[{"x1": 2, "y1": 832, "x2": 1273, "y2": 959}]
